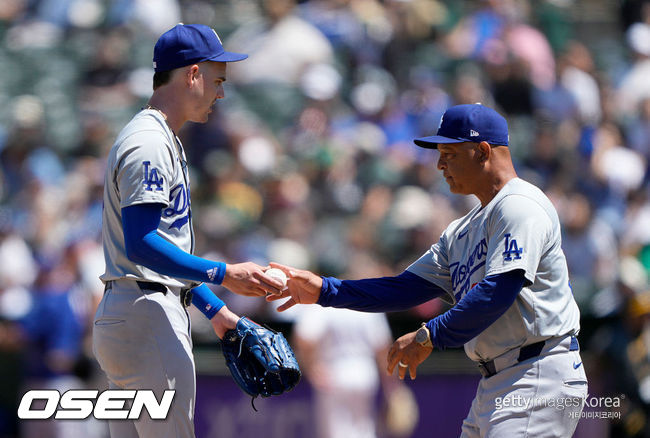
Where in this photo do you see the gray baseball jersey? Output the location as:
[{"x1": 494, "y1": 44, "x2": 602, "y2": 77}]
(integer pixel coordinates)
[
  {"x1": 407, "y1": 177, "x2": 580, "y2": 362},
  {"x1": 100, "y1": 109, "x2": 195, "y2": 290}
]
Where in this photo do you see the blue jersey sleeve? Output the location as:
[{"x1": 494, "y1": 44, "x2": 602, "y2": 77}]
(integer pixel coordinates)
[
  {"x1": 426, "y1": 269, "x2": 526, "y2": 349},
  {"x1": 317, "y1": 271, "x2": 447, "y2": 312},
  {"x1": 122, "y1": 203, "x2": 226, "y2": 285}
]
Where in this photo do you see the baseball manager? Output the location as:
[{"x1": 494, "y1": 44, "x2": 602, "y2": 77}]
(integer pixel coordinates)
[{"x1": 269, "y1": 104, "x2": 588, "y2": 437}]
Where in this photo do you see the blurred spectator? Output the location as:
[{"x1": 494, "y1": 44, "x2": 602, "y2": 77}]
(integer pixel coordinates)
[
  {"x1": 79, "y1": 28, "x2": 134, "y2": 115},
  {"x1": 621, "y1": 190, "x2": 650, "y2": 272},
  {"x1": 226, "y1": 0, "x2": 334, "y2": 86},
  {"x1": 293, "y1": 307, "x2": 417, "y2": 438},
  {"x1": 0, "y1": 208, "x2": 33, "y2": 438},
  {"x1": 627, "y1": 97, "x2": 650, "y2": 164},
  {"x1": 0, "y1": 208, "x2": 36, "y2": 289},
  {"x1": 559, "y1": 192, "x2": 618, "y2": 309},
  {"x1": 589, "y1": 257, "x2": 650, "y2": 437},
  {"x1": 590, "y1": 122, "x2": 646, "y2": 199},
  {"x1": 559, "y1": 41, "x2": 602, "y2": 126},
  {"x1": 298, "y1": 0, "x2": 366, "y2": 59},
  {"x1": 3, "y1": 251, "x2": 91, "y2": 438},
  {"x1": 618, "y1": 22, "x2": 650, "y2": 119},
  {"x1": 124, "y1": 0, "x2": 181, "y2": 35}
]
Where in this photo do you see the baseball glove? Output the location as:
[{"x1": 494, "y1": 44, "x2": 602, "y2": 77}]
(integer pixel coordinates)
[{"x1": 221, "y1": 317, "x2": 301, "y2": 404}]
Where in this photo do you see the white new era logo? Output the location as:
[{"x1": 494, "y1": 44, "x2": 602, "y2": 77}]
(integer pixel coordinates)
[{"x1": 470, "y1": 130, "x2": 479, "y2": 137}]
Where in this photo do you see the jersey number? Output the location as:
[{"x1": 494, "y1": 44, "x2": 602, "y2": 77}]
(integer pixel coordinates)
[
  {"x1": 502, "y1": 233, "x2": 523, "y2": 261},
  {"x1": 143, "y1": 161, "x2": 163, "y2": 191}
]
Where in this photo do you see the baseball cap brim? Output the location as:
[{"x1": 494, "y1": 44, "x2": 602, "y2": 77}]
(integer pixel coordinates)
[
  {"x1": 413, "y1": 135, "x2": 466, "y2": 149},
  {"x1": 207, "y1": 51, "x2": 248, "y2": 63}
]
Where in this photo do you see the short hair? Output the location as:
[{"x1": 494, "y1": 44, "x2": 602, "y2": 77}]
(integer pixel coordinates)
[{"x1": 153, "y1": 70, "x2": 173, "y2": 90}]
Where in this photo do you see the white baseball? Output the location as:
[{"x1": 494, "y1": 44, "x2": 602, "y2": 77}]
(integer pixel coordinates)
[{"x1": 265, "y1": 268, "x2": 288, "y2": 288}]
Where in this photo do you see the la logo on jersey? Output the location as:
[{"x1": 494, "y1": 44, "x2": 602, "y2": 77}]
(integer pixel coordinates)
[
  {"x1": 502, "y1": 233, "x2": 523, "y2": 261},
  {"x1": 143, "y1": 161, "x2": 163, "y2": 191}
]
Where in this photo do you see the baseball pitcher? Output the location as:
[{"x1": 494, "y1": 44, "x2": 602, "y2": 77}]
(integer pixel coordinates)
[{"x1": 93, "y1": 24, "x2": 299, "y2": 438}]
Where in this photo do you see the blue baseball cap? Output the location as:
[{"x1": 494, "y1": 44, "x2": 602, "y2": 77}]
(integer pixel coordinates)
[
  {"x1": 414, "y1": 104, "x2": 509, "y2": 149},
  {"x1": 153, "y1": 23, "x2": 248, "y2": 72}
]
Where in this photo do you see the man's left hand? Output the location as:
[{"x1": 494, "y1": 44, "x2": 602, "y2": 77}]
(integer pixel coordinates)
[{"x1": 387, "y1": 331, "x2": 433, "y2": 380}]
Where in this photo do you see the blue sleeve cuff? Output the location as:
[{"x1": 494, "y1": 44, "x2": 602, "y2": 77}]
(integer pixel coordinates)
[
  {"x1": 212, "y1": 262, "x2": 226, "y2": 285},
  {"x1": 317, "y1": 276, "x2": 342, "y2": 307},
  {"x1": 426, "y1": 319, "x2": 441, "y2": 350},
  {"x1": 191, "y1": 283, "x2": 226, "y2": 319}
]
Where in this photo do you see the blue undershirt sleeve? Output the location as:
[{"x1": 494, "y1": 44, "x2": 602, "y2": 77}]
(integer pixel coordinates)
[
  {"x1": 121, "y1": 203, "x2": 226, "y2": 285},
  {"x1": 426, "y1": 269, "x2": 526, "y2": 349},
  {"x1": 190, "y1": 283, "x2": 225, "y2": 319},
  {"x1": 317, "y1": 271, "x2": 447, "y2": 312}
]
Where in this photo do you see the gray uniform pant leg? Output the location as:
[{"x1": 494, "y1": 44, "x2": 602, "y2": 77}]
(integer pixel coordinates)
[
  {"x1": 460, "y1": 338, "x2": 588, "y2": 438},
  {"x1": 93, "y1": 282, "x2": 196, "y2": 438}
]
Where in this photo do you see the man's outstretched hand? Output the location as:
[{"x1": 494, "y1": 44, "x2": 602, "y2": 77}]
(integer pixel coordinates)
[
  {"x1": 264, "y1": 262, "x2": 323, "y2": 311},
  {"x1": 222, "y1": 262, "x2": 286, "y2": 297}
]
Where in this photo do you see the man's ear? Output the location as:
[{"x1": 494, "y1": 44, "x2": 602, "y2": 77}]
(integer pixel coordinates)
[
  {"x1": 477, "y1": 141, "x2": 491, "y2": 163},
  {"x1": 186, "y1": 64, "x2": 200, "y2": 87}
]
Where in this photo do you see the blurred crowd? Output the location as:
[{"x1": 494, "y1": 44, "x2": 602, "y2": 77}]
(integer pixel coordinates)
[{"x1": 1, "y1": 0, "x2": 650, "y2": 437}]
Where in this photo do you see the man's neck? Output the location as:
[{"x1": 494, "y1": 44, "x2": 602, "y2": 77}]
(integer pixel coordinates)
[
  {"x1": 474, "y1": 147, "x2": 518, "y2": 206},
  {"x1": 147, "y1": 93, "x2": 185, "y2": 133},
  {"x1": 475, "y1": 172, "x2": 517, "y2": 207}
]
